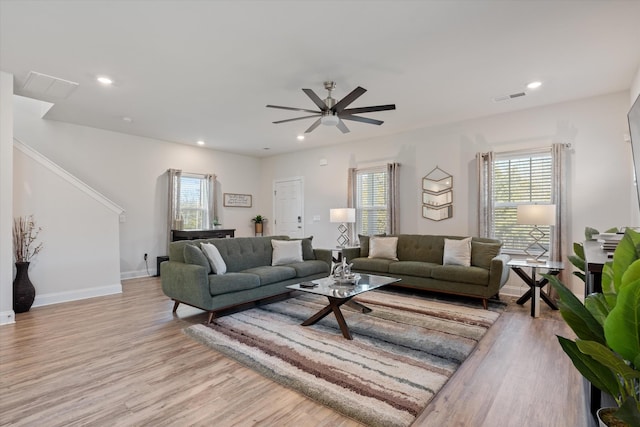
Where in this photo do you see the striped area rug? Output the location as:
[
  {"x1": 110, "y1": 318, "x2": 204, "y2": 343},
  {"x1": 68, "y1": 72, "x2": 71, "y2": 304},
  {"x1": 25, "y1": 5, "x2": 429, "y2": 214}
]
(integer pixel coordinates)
[{"x1": 184, "y1": 290, "x2": 504, "y2": 427}]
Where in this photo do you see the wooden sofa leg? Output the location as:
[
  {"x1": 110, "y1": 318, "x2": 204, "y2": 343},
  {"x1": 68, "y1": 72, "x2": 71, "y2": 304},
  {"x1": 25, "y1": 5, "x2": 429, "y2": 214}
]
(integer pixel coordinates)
[
  {"x1": 482, "y1": 299, "x2": 488, "y2": 310},
  {"x1": 207, "y1": 312, "x2": 215, "y2": 324},
  {"x1": 172, "y1": 300, "x2": 180, "y2": 312}
]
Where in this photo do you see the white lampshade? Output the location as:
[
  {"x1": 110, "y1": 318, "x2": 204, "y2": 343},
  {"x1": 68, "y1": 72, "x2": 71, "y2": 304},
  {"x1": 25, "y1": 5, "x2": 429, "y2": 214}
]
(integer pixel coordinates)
[
  {"x1": 517, "y1": 204, "x2": 556, "y2": 226},
  {"x1": 330, "y1": 208, "x2": 356, "y2": 223}
]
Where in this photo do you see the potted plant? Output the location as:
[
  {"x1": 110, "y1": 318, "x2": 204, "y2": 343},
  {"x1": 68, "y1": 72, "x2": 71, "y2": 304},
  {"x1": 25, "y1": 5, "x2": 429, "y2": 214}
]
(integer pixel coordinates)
[
  {"x1": 548, "y1": 228, "x2": 640, "y2": 427},
  {"x1": 12, "y1": 215, "x2": 44, "y2": 312},
  {"x1": 251, "y1": 215, "x2": 266, "y2": 235}
]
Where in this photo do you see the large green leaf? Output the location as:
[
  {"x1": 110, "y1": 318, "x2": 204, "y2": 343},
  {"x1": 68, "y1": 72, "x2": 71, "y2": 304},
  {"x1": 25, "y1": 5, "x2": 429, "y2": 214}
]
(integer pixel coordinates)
[
  {"x1": 573, "y1": 271, "x2": 586, "y2": 282},
  {"x1": 557, "y1": 337, "x2": 620, "y2": 397},
  {"x1": 585, "y1": 293, "x2": 611, "y2": 327},
  {"x1": 604, "y1": 279, "x2": 640, "y2": 364},
  {"x1": 577, "y1": 340, "x2": 640, "y2": 383},
  {"x1": 573, "y1": 242, "x2": 585, "y2": 261},
  {"x1": 612, "y1": 229, "x2": 640, "y2": 293},
  {"x1": 548, "y1": 275, "x2": 605, "y2": 344},
  {"x1": 585, "y1": 227, "x2": 600, "y2": 240},
  {"x1": 615, "y1": 397, "x2": 640, "y2": 427}
]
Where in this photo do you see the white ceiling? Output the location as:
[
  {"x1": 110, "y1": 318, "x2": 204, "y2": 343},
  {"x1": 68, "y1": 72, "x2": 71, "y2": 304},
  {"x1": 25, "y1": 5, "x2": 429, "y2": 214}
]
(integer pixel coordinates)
[{"x1": 1, "y1": 1, "x2": 639, "y2": 157}]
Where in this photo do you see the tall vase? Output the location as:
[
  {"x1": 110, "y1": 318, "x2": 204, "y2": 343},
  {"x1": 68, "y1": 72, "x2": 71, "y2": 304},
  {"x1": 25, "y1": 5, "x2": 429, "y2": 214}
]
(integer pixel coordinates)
[{"x1": 13, "y1": 262, "x2": 36, "y2": 313}]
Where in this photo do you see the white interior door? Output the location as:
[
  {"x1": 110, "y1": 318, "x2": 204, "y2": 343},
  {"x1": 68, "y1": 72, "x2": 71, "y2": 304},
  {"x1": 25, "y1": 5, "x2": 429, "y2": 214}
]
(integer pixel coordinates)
[{"x1": 273, "y1": 178, "x2": 304, "y2": 238}]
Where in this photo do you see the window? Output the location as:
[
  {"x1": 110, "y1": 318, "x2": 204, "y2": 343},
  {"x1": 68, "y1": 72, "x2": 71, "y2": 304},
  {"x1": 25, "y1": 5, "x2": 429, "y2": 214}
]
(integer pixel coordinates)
[
  {"x1": 354, "y1": 166, "x2": 389, "y2": 235},
  {"x1": 178, "y1": 174, "x2": 214, "y2": 230},
  {"x1": 168, "y1": 169, "x2": 216, "y2": 235},
  {"x1": 493, "y1": 151, "x2": 552, "y2": 253}
]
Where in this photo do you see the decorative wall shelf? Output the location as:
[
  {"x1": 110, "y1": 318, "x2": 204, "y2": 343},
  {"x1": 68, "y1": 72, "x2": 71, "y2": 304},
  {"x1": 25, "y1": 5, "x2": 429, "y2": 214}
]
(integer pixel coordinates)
[{"x1": 422, "y1": 166, "x2": 453, "y2": 221}]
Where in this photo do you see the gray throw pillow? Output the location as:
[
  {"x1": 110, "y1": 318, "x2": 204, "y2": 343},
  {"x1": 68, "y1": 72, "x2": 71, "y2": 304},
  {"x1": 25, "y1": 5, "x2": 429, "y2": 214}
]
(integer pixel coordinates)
[
  {"x1": 471, "y1": 241, "x2": 502, "y2": 269},
  {"x1": 184, "y1": 244, "x2": 212, "y2": 273},
  {"x1": 291, "y1": 236, "x2": 315, "y2": 260}
]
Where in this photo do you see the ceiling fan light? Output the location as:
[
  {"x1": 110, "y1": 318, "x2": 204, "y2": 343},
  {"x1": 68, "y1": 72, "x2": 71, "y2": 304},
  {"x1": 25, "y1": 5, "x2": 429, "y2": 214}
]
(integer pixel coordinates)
[{"x1": 320, "y1": 114, "x2": 340, "y2": 126}]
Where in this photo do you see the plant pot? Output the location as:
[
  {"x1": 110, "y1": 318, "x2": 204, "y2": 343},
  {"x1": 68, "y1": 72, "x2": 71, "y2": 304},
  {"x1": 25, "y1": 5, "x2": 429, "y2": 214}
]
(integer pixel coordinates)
[
  {"x1": 13, "y1": 261, "x2": 36, "y2": 313},
  {"x1": 254, "y1": 223, "x2": 263, "y2": 235},
  {"x1": 597, "y1": 407, "x2": 629, "y2": 427}
]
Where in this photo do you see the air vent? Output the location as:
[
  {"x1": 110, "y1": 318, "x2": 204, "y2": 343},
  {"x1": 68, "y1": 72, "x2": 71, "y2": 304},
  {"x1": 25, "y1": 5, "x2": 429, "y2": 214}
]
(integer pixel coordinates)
[
  {"x1": 22, "y1": 71, "x2": 79, "y2": 99},
  {"x1": 492, "y1": 92, "x2": 527, "y2": 102}
]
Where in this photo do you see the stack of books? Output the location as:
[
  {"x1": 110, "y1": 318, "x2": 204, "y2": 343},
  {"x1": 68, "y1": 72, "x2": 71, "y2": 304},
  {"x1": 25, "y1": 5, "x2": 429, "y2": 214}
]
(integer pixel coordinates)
[{"x1": 595, "y1": 233, "x2": 624, "y2": 253}]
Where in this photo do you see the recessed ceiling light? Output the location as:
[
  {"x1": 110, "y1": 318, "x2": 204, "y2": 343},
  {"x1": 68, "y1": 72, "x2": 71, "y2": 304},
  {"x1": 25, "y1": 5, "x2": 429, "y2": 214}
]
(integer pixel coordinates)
[
  {"x1": 97, "y1": 76, "x2": 113, "y2": 85},
  {"x1": 297, "y1": 135, "x2": 305, "y2": 141},
  {"x1": 122, "y1": 116, "x2": 133, "y2": 123},
  {"x1": 196, "y1": 140, "x2": 205, "y2": 146},
  {"x1": 527, "y1": 81, "x2": 542, "y2": 89}
]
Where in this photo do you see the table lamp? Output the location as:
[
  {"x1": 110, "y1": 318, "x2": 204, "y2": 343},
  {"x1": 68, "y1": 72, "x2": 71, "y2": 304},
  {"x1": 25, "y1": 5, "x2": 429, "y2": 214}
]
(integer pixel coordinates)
[
  {"x1": 517, "y1": 204, "x2": 556, "y2": 262},
  {"x1": 330, "y1": 208, "x2": 356, "y2": 247}
]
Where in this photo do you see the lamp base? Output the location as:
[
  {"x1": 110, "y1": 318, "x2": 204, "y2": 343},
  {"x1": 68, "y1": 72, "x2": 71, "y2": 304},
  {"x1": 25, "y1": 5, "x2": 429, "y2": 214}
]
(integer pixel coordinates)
[
  {"x1": 336, "y1": 223, "x2": 350, "y2": 247},
  {"x1": 523, "y1": 225, "x2": 549, "y2": 263}
]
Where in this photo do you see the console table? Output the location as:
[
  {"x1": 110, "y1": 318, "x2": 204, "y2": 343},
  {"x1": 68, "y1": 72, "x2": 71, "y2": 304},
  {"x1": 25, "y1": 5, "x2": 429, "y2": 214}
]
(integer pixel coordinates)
[
  {"x1": 583, "y1": 240, "x2": 609, "y2": 294},
  {"x1": 171, "y1": 228, "x2": 235, "y2": 240}
]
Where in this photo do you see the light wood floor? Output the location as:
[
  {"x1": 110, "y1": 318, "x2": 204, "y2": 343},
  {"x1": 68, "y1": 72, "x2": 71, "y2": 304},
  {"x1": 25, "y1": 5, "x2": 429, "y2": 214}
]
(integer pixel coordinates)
[{"x1": 0, "y1": 277, "x2": 593, "y2": 427}]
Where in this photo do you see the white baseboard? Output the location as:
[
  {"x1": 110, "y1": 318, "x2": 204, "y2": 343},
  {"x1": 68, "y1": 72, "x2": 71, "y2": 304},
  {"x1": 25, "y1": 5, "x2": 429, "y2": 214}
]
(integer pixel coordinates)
[
  {"x1": 120, "y1": 269, "x2": 155, "y2": 280},
  {"x1": 32, "y1": 283, "x2": 122, "y2": 307},
  {"x1": 0, "y1": 310, "x2": 16, "y2": 325}
]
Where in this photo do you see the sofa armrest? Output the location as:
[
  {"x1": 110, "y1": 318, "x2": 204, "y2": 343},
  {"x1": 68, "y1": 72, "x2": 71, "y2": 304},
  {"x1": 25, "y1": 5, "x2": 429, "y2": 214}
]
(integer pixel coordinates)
[
  {"x1": 489, "y1": 254, "x2": 511, "y2": 290},
  {"x1": 160, "y1": 261, "x2": 212, "y2": 310},
  {"x1": 313, "y1": 249, "x2": 333, "y2": 266},
  {"x1": 341, "y1": 247, "x2": 361, "y2": 262}
]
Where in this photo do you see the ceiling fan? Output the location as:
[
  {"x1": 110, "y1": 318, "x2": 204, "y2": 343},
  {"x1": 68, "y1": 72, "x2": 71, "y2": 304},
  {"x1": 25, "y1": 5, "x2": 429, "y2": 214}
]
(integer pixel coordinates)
[{"x1": 266, "y1": 81, "x2": 396, "y2": 134}]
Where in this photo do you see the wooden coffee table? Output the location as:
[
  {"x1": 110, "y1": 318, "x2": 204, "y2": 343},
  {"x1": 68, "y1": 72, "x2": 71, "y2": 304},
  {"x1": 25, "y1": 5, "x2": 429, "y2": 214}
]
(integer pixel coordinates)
[{"x1": 287, "y1": 274, "x2": 400, "y2": 340}]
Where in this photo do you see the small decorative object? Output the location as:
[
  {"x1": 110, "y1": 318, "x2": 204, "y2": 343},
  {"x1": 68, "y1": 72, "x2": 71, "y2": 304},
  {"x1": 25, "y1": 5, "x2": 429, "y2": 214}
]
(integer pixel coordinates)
[
  {"x1": 516, "y1": 204, "x2": 556, "y2": 262},
  {"x1": 12, "y1": 215, "x2": 43, "y2": 313},
  {"x1": 251, "y1": 215, "x2": 266, "y2": 236},
  {"x1": 224, "y1": 193, "x2": 252, "y2": 207},
  {"x1": 332, "y1": 257, "x2": 359, "y2": 285},
  {"x1": 422, "y1": 166, "x2": 453, "y2": 221},
  {"x1": 330, "y1": 208, "x2": 355, "y2": 247},
  {"x1": 213, "y1": 218, "x2": 223, "y2": 230}
]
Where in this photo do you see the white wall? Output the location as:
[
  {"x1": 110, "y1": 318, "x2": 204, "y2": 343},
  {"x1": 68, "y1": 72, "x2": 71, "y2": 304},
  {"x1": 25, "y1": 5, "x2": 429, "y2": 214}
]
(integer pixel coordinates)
[
  {"x1": 0, "y1": 71, "x2": 14, "y2": 324},
  {"x1": 13, "y1": 95, "x2": 264, "y2": 279},
  {"x1": 262, "y1": 92, "x2": 637, "y2": 292},
  {"x1": 631, "y1": 64, "x2": 640, "y2": 105},
  {"x1": 13, "y1": 142, "x2": 123, "y2": 305}
]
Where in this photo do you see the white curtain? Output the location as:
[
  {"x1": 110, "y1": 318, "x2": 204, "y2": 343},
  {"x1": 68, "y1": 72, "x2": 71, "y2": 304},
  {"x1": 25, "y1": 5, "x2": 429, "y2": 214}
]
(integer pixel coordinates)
[
  {"x1": 550, "y1": 143, "x2": 568, "y2": 284},
  {"x1": 347, "y1": 167, "x2": 356, "y2": 244},
  {"x1": 167, "y1": 168, "x2": 182, "y2": 252},
  {"x1": 476, "y1": 152, "x2": 495, "y2": 238},
  {"x1": 387, "y1": 162, "x2": 400, "y2": 234},
  {"x1": 204, "y1": 174, "x2": 217, "y2": 229}
]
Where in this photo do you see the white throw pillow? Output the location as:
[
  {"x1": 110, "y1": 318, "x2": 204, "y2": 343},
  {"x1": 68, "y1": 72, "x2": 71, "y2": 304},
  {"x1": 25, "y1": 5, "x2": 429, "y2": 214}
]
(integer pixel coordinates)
[
  {"x1": 271, "y1": 239, "x2": 303, "y2": 266},
  {"x1": 443, "y1": 237, "x2": 472, "y2": 267},
  {"x1": 200, "y1": 242, "x2": 227, "y2": 275},
  {"x1": 368, "y1": 236, "x2": 399, "y2": 260}
]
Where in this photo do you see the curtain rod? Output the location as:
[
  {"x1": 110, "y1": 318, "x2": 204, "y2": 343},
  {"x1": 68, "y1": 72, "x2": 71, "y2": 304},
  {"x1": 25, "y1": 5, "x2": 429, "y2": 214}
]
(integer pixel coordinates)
[{"x1": 495, "y1": 143, "x2": 571, "y2": 157}]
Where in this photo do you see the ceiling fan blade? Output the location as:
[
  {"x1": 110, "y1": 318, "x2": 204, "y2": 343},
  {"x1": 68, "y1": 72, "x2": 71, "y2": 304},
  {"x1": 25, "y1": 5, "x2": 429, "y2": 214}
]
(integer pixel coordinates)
[
  {"x1": 336, "y1": 119, "x2": 350, "y2": 134},
  {"x1": 302, "y1": 89, "x2": 328, "y2": 111},
  {"x1": 273, "y1": 114, "x2": 321, "y2": 124},
  {"x1": 266, "y1": 104, "x2": 320, "y2": 114},
  {"x1": 340, "y1": 115, "x2": 384, "y2": 126},
  {"x1": 340, "y1": 104, "x2": 396, "y2": 115},
  {"x1": 332, "y1": 86, "x2": 367, "y2": 112},
  {"x1": 304, "y1": 118, "x2": 322, "y2": 133}
]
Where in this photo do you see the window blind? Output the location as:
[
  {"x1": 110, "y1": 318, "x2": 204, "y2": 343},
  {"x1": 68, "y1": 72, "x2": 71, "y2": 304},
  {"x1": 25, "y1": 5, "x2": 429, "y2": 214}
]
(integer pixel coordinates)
[
  {"x1": 493, "y1": 152, "x2": 553, "y2": 252},
  {"x1": 355, "y1": 166, "x2": 388, "y2": 235}
]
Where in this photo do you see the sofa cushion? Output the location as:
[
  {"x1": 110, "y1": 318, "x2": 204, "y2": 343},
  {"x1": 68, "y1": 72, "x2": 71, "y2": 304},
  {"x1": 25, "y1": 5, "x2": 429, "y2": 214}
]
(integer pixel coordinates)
[
  {"x1": 243, "y1": 265, "x2": 297, "y2": 285},
  {"x1": 201, "y1": 242, "x2": 227, "y2": 274},
  {"x1": 272, "y1": 239, "x2": 303, "y2": 265},
  {"x1": 212, "y1": 236, "x2": 290, "y2": 272},
  {"x1": 369, "y1": 236, "x2": 399, "y2": 260},
  {"x1": 351, "y1": 257, "x2": 395, "y2": 273},
  {"x1": 396, "y1": 234, "x2": 445, "y2": 263},
  {"x1": 471, "y1": 241, "x2": 502, "y2": 269},
  {"x1": 287, "y1": 260, "x2": 330, "y2": 277},
  {"x1": 430, "y1": 265, "x2": 489, "y2": 286},
  {"x1": 183, "y1": 244, "x2": 211, "y2": 273},
  {"x1": 443, "y1": 237, "x2": 472, "y2": 267},
  {"x1": 389, "y1": 261, "x2": 439, "y2": 277},
  {"x1": 358, "y1": 233, "x2": 386, "y2": 257},
  {"x1": 209, "y1": 272, "x2": 261, "y2": 296}
]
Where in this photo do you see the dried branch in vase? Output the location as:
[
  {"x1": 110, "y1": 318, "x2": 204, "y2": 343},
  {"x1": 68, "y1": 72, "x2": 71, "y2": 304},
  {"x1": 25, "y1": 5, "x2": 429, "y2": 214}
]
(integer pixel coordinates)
[{"x1": 13, "y1": 215, "x2": 43, "y2": 263}]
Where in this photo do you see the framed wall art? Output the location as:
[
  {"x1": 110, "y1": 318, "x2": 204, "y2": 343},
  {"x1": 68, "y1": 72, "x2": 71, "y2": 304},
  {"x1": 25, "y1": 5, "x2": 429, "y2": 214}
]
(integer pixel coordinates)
[{"x1": 223, "y1": 193, "x2": 252, "y2": 208}]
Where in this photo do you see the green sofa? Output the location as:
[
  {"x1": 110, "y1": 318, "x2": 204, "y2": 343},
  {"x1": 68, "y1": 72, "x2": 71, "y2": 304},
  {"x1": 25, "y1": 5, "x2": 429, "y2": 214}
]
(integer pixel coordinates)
[
  {"x1": 341, "y1": 234, "x2": 510, "y2": 309},
  {"x1": 160, "y1": 235, "x2": 332, "y2": 323}
]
